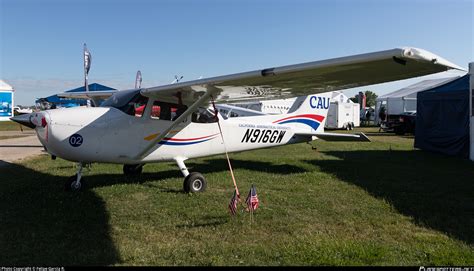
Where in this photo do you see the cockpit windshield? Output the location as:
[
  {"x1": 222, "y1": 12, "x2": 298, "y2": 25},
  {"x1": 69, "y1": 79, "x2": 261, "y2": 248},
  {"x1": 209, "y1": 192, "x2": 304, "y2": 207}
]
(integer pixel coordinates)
[
  {"x1": 100, "y1": 89, "x2": 141, "y2": 109},
  {"x1": 101, "y1": 89, "x2": 218, "y2": 123}
]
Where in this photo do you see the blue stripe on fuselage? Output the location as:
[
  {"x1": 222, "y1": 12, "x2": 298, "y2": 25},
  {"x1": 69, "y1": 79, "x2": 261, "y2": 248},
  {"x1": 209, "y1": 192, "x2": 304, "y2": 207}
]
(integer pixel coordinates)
[{"x1": 158, "y1": 138, "x2": 214, "y2": 146}]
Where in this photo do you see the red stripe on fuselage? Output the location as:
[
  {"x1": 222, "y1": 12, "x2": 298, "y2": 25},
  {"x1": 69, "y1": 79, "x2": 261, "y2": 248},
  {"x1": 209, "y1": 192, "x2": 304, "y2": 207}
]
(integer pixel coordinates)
[
  {"x1": 163, "y1": 133, "x2": 220, "y2": 142},
  {"x1": 273, "y1": 114, "x2": 325, "y2": 123}
]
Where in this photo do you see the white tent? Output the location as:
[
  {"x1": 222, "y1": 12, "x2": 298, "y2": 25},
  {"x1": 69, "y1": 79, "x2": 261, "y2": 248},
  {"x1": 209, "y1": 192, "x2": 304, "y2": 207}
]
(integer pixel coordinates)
[
  {"x1": 375, "y1": 77, "x2": 459, "y2": 124},
  {"x1": 0, "y1": 80, "x2": 13, "y2": 91}
]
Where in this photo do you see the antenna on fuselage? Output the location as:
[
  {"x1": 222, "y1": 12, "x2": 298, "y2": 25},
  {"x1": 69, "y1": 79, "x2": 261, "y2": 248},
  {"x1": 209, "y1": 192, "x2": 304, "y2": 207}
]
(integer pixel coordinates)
[{"x1": 171, "y1": 75, "x2": 183, "y2": 84}]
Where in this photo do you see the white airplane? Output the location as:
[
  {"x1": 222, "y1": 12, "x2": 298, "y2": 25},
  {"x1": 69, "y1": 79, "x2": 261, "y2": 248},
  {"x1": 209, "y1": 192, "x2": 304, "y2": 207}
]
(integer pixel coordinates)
[
  {"x1": 13, "y1": 106, "x2": 34, "y2": 115},
  {"x1": 11, "y1": 47, "x2": 463, "y2": 192}
]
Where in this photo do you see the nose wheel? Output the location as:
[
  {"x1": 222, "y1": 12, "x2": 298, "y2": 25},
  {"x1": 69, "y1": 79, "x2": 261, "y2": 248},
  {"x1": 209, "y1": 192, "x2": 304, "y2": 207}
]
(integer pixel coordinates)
[{"x1": 65, "y1": 163, "x2": 86, "y2": 191}]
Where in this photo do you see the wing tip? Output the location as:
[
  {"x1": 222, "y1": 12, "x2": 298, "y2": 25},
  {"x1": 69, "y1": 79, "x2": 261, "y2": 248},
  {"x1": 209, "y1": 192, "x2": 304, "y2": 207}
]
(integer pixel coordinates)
[{"x1": 399, "y1": 47, "x2": 466, "y2": 71}]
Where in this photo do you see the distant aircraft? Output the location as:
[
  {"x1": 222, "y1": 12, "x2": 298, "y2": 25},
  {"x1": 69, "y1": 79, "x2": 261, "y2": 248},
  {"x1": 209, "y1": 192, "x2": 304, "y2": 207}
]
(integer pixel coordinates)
[
  {"x1": 11, "y1": 47, "x2": 463, "y2": 192},
  {"x1": 13, "y1": 106, "x2": 33, "y2": 115}
]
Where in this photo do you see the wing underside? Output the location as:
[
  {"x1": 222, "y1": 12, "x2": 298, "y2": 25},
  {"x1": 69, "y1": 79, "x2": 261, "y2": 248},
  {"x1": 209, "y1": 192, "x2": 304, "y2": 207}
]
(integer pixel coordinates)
[{"x1": 140, "y1": 47, "x2": 464, "y2": 105}]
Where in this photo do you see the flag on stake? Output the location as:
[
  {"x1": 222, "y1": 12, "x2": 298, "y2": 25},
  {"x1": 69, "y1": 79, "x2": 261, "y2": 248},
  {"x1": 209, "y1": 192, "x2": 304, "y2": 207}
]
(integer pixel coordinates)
[
  {"x1": 245, "y1": 184, "x2": 259, "y2": 211},
  {"x1": 84, "y1": 44, "x2": 92, "y2": 76},
  {"x1": 228, "y1": 189, "x2": 240, "y2": 216},
  {"x1": 135, "y1": 70, "x2": 142, "y2": 89}
]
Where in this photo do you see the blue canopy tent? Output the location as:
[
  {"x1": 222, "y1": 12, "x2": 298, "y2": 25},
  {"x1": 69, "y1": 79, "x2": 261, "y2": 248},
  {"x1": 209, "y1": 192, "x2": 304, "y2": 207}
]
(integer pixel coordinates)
[
  {"x1": 415, "y1": 75, "x2": 470, "y2": 158},
  {"x1": 36, "y1": 83, "x2": 115, "y2": 109},
  {"x1": 65, "y1": 83, "x2": 115, "y2": 93}
]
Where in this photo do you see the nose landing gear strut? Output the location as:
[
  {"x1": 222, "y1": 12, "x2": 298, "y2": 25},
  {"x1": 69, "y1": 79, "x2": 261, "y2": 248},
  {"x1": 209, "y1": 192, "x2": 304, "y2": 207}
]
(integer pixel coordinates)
[{"x1": 65, "y1": 163, "x2": 86, "y2": 191}]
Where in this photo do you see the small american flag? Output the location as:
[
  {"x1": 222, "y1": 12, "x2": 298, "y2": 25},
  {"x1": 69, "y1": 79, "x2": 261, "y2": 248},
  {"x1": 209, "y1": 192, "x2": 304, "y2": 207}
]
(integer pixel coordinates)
[
  {"x1": 228, "y1": 190, "x2": 240, "y2": 215},
  {"x1": 245, "y1": 184, "x2": 259, "y2": 211}
]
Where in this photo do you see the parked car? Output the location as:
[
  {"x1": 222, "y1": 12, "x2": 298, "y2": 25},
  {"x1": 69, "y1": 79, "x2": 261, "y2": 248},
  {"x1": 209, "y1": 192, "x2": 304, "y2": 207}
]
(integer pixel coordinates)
[{"x1": 380, "y1": 111, "x2": 416, "y2": 135}]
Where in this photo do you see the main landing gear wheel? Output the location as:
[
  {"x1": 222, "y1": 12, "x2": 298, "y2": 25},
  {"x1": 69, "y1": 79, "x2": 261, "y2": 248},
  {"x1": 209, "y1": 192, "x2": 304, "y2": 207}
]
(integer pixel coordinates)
[
  {"x1": 183, "y1": 172, "x2": 207, "y2": 193},
  {"x1": 123, "y1": 164, "x2": 143, "y2": 176},
  {"x1": 65, "y1": 174, "x2": 86, "y2": 191}
]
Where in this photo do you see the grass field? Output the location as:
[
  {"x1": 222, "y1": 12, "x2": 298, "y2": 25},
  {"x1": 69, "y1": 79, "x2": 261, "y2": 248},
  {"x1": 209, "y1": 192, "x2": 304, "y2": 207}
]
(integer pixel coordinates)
[
  {"x1": 0, "y1": 120, "x2": 31, "y2": 131},
  {"x1": 1, "y1": 127, "x2": 473, "y2": 266}
]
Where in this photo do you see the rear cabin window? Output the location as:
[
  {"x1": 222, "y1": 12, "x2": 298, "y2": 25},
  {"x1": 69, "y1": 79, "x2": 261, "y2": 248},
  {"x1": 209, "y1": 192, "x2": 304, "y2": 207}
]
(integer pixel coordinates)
[
  {"x1": 191, "y1": 107, "x2": 218, "y2": 123},
  {"x1": 150, "y1": 101, "x2": 188, "y2": 121}
]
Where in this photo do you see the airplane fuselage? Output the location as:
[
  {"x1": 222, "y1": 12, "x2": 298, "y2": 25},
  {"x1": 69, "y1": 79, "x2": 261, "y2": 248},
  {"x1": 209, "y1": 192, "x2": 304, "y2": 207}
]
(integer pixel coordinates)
[{"x1": 38, "y1": 106, "x2": 310, "y2": 164}]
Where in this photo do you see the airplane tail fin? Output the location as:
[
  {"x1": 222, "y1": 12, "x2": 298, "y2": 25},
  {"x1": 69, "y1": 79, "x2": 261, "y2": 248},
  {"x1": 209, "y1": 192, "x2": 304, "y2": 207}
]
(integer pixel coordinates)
[{"x1": 271, "y1": 92, "x2": 332, "y2": 133}]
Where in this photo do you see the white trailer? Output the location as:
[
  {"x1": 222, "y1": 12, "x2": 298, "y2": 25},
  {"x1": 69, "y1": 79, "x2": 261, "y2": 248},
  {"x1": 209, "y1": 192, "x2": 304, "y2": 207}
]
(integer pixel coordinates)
[{"x1": 325, "y1": 101, "x2": 360, "y2": 130}]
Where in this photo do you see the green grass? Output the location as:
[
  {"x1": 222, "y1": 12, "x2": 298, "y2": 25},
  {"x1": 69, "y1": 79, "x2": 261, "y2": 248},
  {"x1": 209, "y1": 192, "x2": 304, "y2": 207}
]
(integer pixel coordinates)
[
  {"x1": 0, "y1": 120, "x2": 31, "y2": 131},
  {"x1": 0, "y1": 127, "x2": 473, "y2": 266}
]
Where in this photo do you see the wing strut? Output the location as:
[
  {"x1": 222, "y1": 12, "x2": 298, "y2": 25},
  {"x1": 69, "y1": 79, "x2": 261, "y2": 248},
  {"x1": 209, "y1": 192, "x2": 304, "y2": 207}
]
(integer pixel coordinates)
[{"x1": 135, "y1": 89, "x2": 216, "y2": 160}]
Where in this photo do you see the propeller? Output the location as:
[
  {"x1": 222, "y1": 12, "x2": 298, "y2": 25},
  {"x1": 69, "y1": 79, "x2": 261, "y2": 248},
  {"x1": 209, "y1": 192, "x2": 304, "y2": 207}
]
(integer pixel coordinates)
[{"x1": 10, "y1": 113, "x2": 36, "y2": 129}]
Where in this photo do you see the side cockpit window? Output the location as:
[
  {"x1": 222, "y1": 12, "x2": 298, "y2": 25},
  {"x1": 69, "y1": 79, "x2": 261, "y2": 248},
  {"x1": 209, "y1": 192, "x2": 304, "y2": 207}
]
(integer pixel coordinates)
[{"x1": 150, "y1": 101, "x2": 188, "y2": 121}]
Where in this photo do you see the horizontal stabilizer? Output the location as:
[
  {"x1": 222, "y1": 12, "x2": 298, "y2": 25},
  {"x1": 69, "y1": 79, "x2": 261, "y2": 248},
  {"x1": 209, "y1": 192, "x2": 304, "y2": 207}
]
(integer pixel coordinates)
[{"x1": 298, "y1": 132, "x2": 371, "y2": 142}]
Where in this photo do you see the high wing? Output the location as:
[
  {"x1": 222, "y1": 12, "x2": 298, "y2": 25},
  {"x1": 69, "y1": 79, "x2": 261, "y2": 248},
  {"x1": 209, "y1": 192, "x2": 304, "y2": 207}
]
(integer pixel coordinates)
[
  {"x1": 136, "y1": 47, "x2": 463, "y2": 158},
  {"x1": 140, "y1": 47, "x2": 464, "y2": 105}
]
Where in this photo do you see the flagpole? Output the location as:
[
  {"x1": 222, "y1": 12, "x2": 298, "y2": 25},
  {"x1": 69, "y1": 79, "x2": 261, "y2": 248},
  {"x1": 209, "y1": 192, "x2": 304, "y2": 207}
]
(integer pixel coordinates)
[
  {"x1": 250, "y1": 185, "x2": 254, "y2": 223},
  {"x1": 210, "y1": 96, "x2": 242, "y2": 209},
  {"x1": 135, "y1": 70, "x2": 142, "y2": 89},
  {"x1": 250, "y1": 201, "x2": 253, "y2": 223},
  {"x1": 84, "y1": 43, "x2": 92, "y2": 107}
]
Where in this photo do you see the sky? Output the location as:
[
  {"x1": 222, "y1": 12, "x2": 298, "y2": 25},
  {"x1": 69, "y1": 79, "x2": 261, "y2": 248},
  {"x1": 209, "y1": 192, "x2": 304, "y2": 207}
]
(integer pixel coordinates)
[{"x1": 1, "y1": 0, "x2": 473, "y2": 105}]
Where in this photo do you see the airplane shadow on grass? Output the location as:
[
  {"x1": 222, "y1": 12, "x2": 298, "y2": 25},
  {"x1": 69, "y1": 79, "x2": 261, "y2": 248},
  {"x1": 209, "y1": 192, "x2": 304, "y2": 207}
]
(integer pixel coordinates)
[
  {"x1": 81, "y1": 158, "x2": 307, "y2": 191},
  {"x1": 0, "y1": 158, "x2": 305, "y2": 265},
  {"x1": 0, "y1": 161, "x2": 120, "y2": 265},
  {"x1": 305, "y1": 150, "x2": 474, "y2": 245}
]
